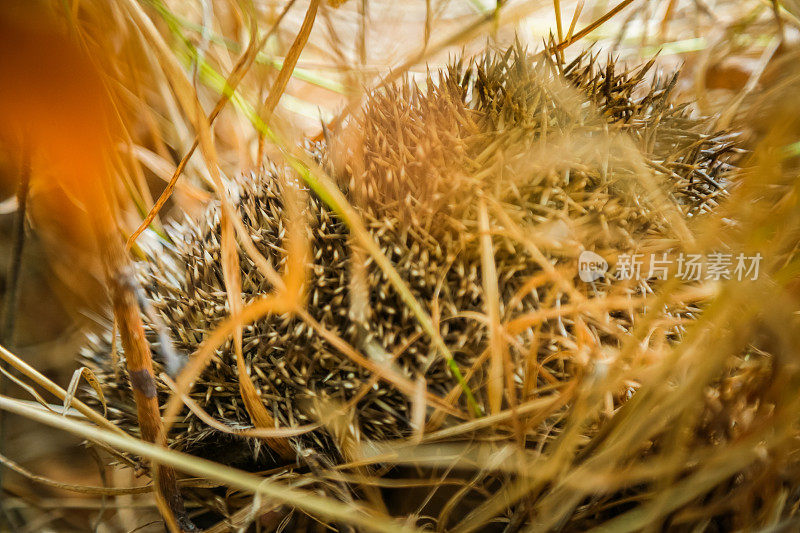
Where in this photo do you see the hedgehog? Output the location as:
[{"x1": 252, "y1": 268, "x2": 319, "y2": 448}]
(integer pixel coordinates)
[{"x1": 80, "y1": 45, "x2": 739, "y2": 526}]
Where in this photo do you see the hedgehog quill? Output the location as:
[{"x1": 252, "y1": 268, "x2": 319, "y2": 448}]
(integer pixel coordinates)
[{"x1": 81, "y1": 45, "x2": 741, "y2": 529}]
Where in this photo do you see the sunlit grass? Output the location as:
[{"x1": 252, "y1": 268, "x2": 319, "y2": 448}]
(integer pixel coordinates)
[{"x1": 1, "y1": 0, "x2": 799, "y2": 531}]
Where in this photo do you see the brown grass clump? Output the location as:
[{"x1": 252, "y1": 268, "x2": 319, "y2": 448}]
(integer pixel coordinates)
[{"x1": 79, "y1": 44, "x2": 745, "y2": 529}]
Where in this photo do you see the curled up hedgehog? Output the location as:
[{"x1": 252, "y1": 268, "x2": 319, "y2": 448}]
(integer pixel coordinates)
[{"x1": 81, "y1": 45, "x2": 740, "y2": 530}]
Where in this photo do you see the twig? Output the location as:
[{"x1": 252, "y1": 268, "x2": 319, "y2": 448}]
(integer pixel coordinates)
[{"x1": 104, "y1": 266, "x2": 192, "y2": 531}]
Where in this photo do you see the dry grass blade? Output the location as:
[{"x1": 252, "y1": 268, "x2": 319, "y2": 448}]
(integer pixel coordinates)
[
  {"x1": 291, "y1": 155, "x2": 481, "y2": 415},
  {"x1": 553, "y1": 0, "x2": 565, "y2": 62},
  {"x1": 162, "y1": 294, "x2": 295, "y2": 431},
  {"x1": 478, "y1": 199, "x2": 504, "y2": 415},
  {"x1": 0, "y1": 452, "x2": 152, "y2": 496},
  {"x1": 62, "y1": 366, "x2": 106, "y2": 418},
  {"x1": 161, "y1": 374, "x2": 319, "y2": 439},
  {"x1": 123, "y1": 0, "x2": 303, "y2": 460},
  {"x1": 221, "y1": 204, "x2": 294, "y2": 460},
  {"x1": 505, "y1": 285, "x2": 716, "y2": 335},
  {"x1": 297, "y1": 309, "x2": 463, "y2": 417},
  {"x1": 0, "y1": 344, "x2": 122, "y2": 435},
  {"x1": 660, "y1": 0, "x2": 678, "y2": 36},
  {"x1": 586, "y1": 443, "x2": 764, "y2": 533},
  {"x1": 422, "y1": 394, "x2": 565, "y2": 443},
  {"x1": 566, "y1": 0, "x2": 585, "y2": 41},
  {"x1": 0, "y1": 395, "x2": 418, "y2": 533},
  {"x1": 490, "y1": 200, "x2": 585, "y2": 305},
  {"x1": 0, "y1": 143, "x2": 29, "y2": 344},
  {"x1": 256, "y1": 0, "x2": 321, "y2": 161},
  {"x1": 555, "y1": 0, "x2": 636, "y2": 51},
  {"x1": 125, "y1": 2, "x2": 266, "y2": 251},
  {"x1": 10, "y1": 1, "x2": 798, "y2": 530},
  {"x1": 322, "y1": 1, "x2": 544, "y2": 135},
  {"x1": 0, "y1": 364, "x2": 55, "y2": 415}
]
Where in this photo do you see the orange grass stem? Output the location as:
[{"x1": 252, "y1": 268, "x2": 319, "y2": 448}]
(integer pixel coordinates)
[
  {"x1": 256, "y1": 0, "x2": 321, "y2": 163},
  {"x1": 106, "y1": 264, "x2": 191, "y2": 531},
  {"x1": 0, "y1": 10, "x2": 191, "y2": 530}
]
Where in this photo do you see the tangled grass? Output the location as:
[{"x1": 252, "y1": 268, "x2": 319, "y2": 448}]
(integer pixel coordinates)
[{"x1": 0, "y1": 1, "x2": 799, "y2": 532}]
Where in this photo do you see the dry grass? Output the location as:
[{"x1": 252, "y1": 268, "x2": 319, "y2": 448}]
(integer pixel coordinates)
[{"x1": 1, "y1": 0, "x2": 799, "y2": 532}]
